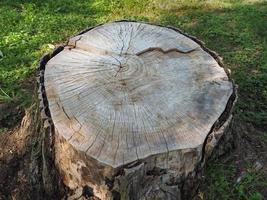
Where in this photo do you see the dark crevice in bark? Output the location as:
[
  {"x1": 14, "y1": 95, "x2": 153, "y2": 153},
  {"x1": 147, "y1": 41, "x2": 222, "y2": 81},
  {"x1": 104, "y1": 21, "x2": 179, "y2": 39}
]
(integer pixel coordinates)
[
  {"x1": 200, "y1": 87, "x2": 237, "y2": 163},
  {"x1": 82, "y1": 185, "x2": 95, "y2": 198},
  {"x1": 124, "y1": 160, "x2": 142, "y2": 169},
  {"x1": 112, "y1": 190, "x2": 121, "y2": 200},
  {"x1": 37, "y1": 46, "x2": 66, "y2": 199},
  {"x1": 146, "y1": 167, "x2": 167, "y2": 176},
  {"x1": 105, "y1": 177, "x2": 114, "y2": 190},
  {"x1": 136, "y1": 47, "x2": 198, "y2": 56}
]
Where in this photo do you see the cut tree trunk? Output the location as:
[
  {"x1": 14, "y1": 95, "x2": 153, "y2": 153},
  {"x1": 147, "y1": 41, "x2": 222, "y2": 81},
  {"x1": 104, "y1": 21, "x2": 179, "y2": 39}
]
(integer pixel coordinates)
[{"x1": 38, "y1": 21, "x2": 237, "y2": 200}]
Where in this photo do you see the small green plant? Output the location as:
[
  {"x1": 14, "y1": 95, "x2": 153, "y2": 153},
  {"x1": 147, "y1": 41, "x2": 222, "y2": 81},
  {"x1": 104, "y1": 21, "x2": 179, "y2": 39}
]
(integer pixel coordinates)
[
  {"x1": 247, "y1": 192, "x2": 264, "y2": 200},
  {"x1": 0, "y1": 88, "x2": 13, "y2": 103},
  {"x1": 204, "y1": 161, "x2": 267, "y2": 200},
  {"x1": 234, "y1": 171, "x2": 266, "y2": 200},
  {"x1": 0, "y1": 127, "x2": 8, "y2": 134}
]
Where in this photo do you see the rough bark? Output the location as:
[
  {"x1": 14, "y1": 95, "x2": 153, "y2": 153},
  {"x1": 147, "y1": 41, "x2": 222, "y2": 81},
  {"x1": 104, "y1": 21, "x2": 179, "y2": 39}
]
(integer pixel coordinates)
[{"x1": 37, "y1": 20, "x2": 237, "y2": 200}]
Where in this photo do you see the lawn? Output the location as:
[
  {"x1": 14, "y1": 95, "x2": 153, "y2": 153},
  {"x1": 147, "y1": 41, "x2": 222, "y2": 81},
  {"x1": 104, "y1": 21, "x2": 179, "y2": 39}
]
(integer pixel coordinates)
[{"x1": 0, "y1": 0, "x2": 266, "y2": 199}]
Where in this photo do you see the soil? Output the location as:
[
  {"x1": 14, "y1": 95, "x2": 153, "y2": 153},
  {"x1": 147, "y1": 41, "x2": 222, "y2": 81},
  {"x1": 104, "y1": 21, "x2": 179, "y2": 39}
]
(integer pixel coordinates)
[
  {"x1": 0, "y1": 122, "x2": 32, "y2": 200},
  {"x1": 0, "y1": 103, "x2": 24, "y2": 130}
]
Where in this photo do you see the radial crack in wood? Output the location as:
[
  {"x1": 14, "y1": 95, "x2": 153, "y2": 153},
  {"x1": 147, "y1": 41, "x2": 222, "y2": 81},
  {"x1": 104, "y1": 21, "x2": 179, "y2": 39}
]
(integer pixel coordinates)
[{"x1": 42, "y1": 21, "x2": 236, "y2": 200}]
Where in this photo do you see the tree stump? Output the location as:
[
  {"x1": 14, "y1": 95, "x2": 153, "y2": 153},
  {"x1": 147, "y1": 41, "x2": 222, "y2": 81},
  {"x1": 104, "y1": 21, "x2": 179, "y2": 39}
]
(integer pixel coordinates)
[{"x1": 39, "y1": 21, "x2": 237, "y2": 200}]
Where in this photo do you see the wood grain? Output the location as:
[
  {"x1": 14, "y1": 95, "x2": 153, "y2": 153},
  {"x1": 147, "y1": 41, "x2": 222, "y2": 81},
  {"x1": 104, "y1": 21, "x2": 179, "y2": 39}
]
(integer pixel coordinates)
[{"x1": 44, "y1": 21, "x2": 233, "y2": 168}]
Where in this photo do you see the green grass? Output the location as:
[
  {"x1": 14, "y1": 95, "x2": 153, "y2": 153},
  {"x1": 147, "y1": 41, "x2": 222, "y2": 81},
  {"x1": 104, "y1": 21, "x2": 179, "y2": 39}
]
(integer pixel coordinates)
[
  {"x1": 204, "y1": 161, "x2": 267, "y2": 200},
  {"x1": 0, "y1": 0, "x2": 266, "y2": 199}
]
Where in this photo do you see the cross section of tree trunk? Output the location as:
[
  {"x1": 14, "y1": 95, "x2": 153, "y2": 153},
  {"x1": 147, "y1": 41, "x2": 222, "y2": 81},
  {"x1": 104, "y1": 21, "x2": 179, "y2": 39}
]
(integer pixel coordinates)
[{"x1": 40, "y1": 21, "x2": 237, "y2": 200}]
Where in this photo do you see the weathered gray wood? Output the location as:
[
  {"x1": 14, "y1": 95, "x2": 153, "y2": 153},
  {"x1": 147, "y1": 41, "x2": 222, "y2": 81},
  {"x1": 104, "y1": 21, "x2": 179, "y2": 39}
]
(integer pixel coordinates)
[{"x1": 40, "y1": 21, "x2": 237, "y2": 199}]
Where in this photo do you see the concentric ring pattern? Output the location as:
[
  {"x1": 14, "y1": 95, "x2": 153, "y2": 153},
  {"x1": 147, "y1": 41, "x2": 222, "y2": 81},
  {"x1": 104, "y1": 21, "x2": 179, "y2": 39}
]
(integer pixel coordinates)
[{"x1": 44, "y1": 22, "x2": 233, "y2": 167}]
